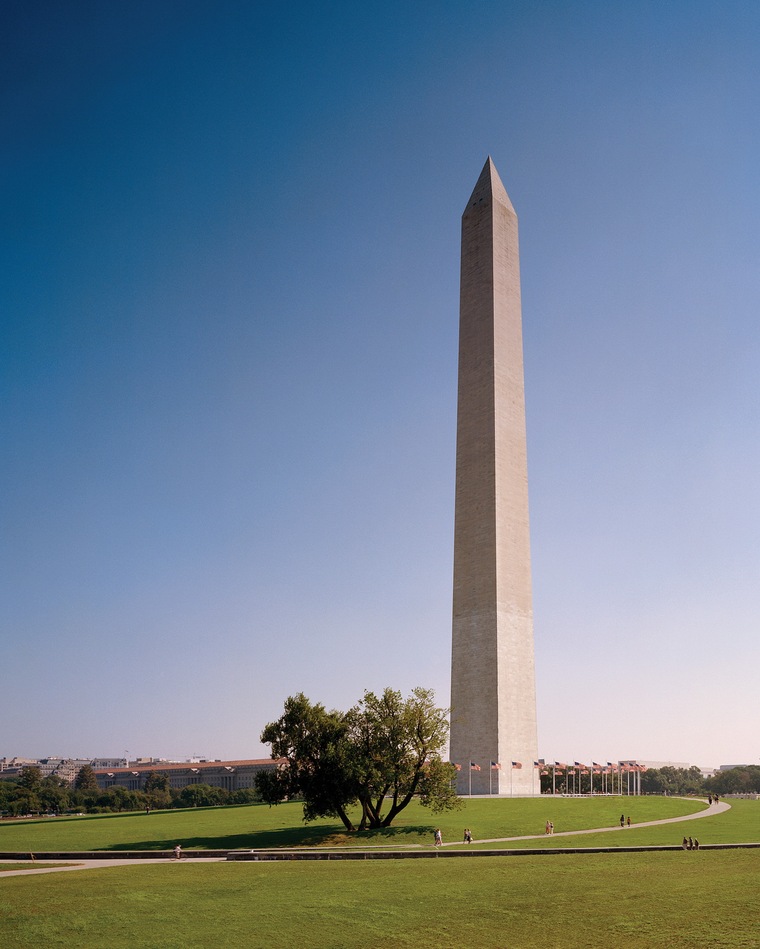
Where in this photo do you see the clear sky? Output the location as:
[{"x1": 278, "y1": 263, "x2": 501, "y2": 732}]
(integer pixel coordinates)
[{"x1": 3, "y1": 1, "x2": 758, "y2": 769}]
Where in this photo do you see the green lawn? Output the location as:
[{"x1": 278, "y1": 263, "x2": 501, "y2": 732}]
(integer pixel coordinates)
[
  {"x1": 1, "y1": 799, "x2": 758, "y2": 948},
  {"x1": 502, "y1": 798, "x2": 760, "y2": 850},
  {"x1": 0, "y1": 796, "x2": 716, "y2": 852},
  {"x1": 1, "y1": 851, "x2": 758, "y2": 948},
  {"x1": 0, "y1": 864, "x2": 70, "y2": 871}
]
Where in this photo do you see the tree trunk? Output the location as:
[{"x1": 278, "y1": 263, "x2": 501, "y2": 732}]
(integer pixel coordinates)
[{"x1": 336, "y1": 804, "x2": 355, "y2": 832}]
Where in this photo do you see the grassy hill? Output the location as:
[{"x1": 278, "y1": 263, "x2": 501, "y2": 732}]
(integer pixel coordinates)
[{"x1": 1, "y1": 795, "x2": 749, "y2": 852}]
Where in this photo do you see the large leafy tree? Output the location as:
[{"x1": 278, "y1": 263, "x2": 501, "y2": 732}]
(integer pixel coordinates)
[
  {"x1": 257, "y1": 687, "x2": 459, "y2": 831},
  {"x1": 40, "y1": 775, "x2": 70, "y2": 813},
  {"x1": 19, "y1": 766, "x2": 42, "y2": 794},
  {"x1": 74, "y1": 764, "x2": 99, "y2": 791},
  {"x1": 348, "y1": 687, "x2": 458, "y2": 829},
  {"x1": 144, "y1": 771, "x2": 172, "y2": 809},
  {"x1": 257, "y1": 693, "x2": 359, "y2": 831}
]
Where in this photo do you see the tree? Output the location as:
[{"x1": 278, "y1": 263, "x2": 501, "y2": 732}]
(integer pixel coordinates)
[
  {"x1": 257, "y1": 687, "x2": 459, "y2": 831},
  {"x1": 74, "y1": 764, "x2": 99, "y2": 792},
  {"x1": 640, "y1": 766, "x2": 705, "y2": 796},
  {"x1": 178, "y1": 784, "x2": 229, "y2": 808},
  {"x1": 0, "y1": 779, "x2": 19, "y2": 811},
  {"x1": 19, "y1": 766, "x2": 42, "y2": 795},
  {"x1": 40, "y1": 775, "x2": 70, "y2": 813},
  {"x1": 347, "y1": 687, "x2": 458, "y2": 829},
  {"x1": 257, "y1": 693, "x2": 359, "y2": 830},
  {"x1": 706, "y1": 766, "x2": 760, "y2": 795},
  {"x1": 144, "y1": 771, "x2": 171, "y2": 809}
]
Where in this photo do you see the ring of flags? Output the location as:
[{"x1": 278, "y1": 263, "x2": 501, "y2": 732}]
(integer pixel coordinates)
[{"x1": 450, "y1": 758, "x2": 647, "y2": 790}]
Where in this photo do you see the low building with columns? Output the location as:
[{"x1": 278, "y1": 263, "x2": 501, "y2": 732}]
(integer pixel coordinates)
[{"x1": 93, "y1": 758, "x2": 280, "y2": 793}]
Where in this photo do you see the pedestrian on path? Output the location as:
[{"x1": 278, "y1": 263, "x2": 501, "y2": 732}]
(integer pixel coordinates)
[
  {"x1": 173, "y1": 844, "x2": 182, "y2": 860},
  {"x1": 434, "y1": 828, "x2": 442, "y2": 847}
]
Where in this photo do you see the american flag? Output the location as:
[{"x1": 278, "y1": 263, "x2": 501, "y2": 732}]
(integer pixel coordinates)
[
  {"x1": 453, "y1": 763, "x2": 462, "y2": 771},
  {"x1": 470, "y1": 762, "x2": 481, "y2": 771},
  {"x1": 511, "y1": 761, "x2": 522, "y2": 769},
  {"x1": 490, "y1": 761, "x2": 501, "y2": 770}
]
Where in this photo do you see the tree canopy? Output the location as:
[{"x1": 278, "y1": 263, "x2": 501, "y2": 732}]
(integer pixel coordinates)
[
  {"x1": 257, "y1": 687, "x2": 459, "y2": 831},
  {"x1": 143, "y1": 770, "x2": 172, "y2": 808},
  {"x1": 706, "y1": 765, "x2": 760, "y2": 795},
  {"x1": 74, "y1": 764, "x2": 99, "y2": 791}
]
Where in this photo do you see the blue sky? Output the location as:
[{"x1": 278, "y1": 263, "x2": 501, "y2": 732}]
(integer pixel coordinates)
[{"x1": 3, "y1": 1, "x2": 758, "y2": 768}]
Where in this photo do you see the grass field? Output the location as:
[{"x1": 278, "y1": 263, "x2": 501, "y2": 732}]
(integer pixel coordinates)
[
  {"x1": 0, "y1": 864, "x2": 69, "y2": 871},
  {"x1": 1, "y1": 851, "x2": 759, "y2": 948},
  {"x1": 1, "y1": 798, "x2": 758, "y2": 948},
  {"x1": 0, "y1": 795, "x2": 719, "y2": 852}
]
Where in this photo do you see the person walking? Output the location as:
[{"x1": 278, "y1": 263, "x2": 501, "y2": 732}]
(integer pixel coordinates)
[
  {"x1": 434, "y1": 828, "x2": 442, "y2": 847},
  {"x1": 620, "y1": 814, "x2": 625, "y2": 827},
  {"x1": 173, "y1": 844, "x2": 182, "y2": 860}
]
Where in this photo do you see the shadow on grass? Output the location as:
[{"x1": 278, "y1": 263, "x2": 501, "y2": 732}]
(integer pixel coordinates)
[{"x1": 105, "y1": 822, "x2": 437, "y2": 851}]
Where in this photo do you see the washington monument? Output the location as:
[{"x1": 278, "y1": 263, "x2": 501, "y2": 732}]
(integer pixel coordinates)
[{"x1": 450, "y1": 157, "x2": 538, "y2": 795}]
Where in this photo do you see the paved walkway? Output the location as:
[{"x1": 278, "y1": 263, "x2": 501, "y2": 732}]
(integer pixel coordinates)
[
  {"x1": 0, "y1": 857, "x2": 226, "y2": 878},
  {"x1": 440, "y1": 798, "x2": 731, "y2": 847},
  {"x1": 0, "y1": 800, "x2": 732, "y2": 877}
]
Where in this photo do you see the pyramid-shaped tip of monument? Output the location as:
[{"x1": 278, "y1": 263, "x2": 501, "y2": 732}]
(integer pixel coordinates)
[{"x1": 464, "y1": 156, "x2": 515, "y2": 214}]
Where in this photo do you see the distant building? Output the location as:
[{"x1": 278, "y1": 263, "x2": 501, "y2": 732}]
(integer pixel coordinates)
[
  {"x1": 0, "y1": 757, "x2": 92, "y2": 784},
  {"x1": 91, "y1": 758, "x2": 128, "y2": 770},
  {"x1": 93, "y1": 758, "x2": 281, "y2": 792},
  {"x1": 0, "y1": 757, "x2": 38, "y2": 780}
]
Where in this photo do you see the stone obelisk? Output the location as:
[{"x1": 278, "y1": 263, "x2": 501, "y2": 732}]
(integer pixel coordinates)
[{"x1": 450, "y1": 157, "x2": 538, "y2": 795}]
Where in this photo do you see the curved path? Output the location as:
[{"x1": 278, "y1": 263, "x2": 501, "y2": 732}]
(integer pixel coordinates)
[
  {"x1": 0, "y1": 800, "x2": 732, "y2": 877},
  {"x1": 440, "y1": 798, "x2": 731, "y2": 847}
]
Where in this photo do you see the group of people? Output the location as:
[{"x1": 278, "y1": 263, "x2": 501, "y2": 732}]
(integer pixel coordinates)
[
  {"x1": 433, "y1": 828, "x2": 474, "y2": 846},
  {"x1": 708, "y1": 794, "x2": 720, "y2": 805},
  {"x1": 682, "y1": 836, "x2": 700, "y2": 850},
  {"x1": 544, "y1": 820, "x2": 554, "y2": 835}
]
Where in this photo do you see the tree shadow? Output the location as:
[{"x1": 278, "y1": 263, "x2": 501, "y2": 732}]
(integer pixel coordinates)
[{"x1": 104, "y1": 821, "x2": 437, "y2": 851}]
